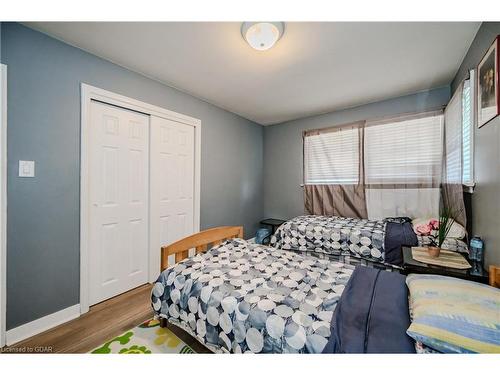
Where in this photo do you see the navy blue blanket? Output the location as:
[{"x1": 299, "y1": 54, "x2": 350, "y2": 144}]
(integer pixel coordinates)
[
  {"x1": 384, "y1": 218, "x2": 418, "y2": 266},
  {"x1": 323, "y1": 266, "x2": 415, "y2": 353}
]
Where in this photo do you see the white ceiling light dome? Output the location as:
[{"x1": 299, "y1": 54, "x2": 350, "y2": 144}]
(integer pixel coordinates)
[{"x1": 241, "y1": 22, "x2": 285, "y2": 51}]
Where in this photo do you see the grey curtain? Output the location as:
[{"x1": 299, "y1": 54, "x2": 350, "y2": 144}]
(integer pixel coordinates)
[
  {"x1": 304, "y1": 184, "x2": 368, "y2": 218},
  {"x1": 441, "y1": 183, "x2": 466, "y2": 227},
  {"x1": 443, "y1": 82, "x2": 467, "y2": 227}
]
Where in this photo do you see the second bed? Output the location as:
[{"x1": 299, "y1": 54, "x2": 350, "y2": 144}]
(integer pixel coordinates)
[{"x1": 270, "y1": 215, "x2": 468, "y2": 268}]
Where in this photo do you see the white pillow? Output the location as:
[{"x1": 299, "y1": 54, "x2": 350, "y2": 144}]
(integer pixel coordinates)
[{"x1": 447, "y1": 221, "x2": 467, "y2": 239}]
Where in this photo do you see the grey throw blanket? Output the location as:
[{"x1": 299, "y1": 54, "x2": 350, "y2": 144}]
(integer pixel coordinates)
[{"x1": 323, "y1": 266, "x2": 415, "y2": 353}]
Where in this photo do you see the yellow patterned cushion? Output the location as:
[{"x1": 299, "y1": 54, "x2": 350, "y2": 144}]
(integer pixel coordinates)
[{"x1": 406, "y1": 274, "x2": 500, "y2": 353}]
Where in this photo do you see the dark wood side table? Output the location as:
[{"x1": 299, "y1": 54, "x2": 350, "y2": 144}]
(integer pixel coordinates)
[
  {"x1": 401, "y1": 247, "x2": 489, "y2": 284},
  {"x1": 259, "y1": 218, "x2": 286, "y2": 234}
]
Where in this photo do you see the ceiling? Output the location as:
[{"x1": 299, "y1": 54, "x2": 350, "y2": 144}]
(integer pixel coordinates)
[{"x1": 25, "y1": 22, "x2": 480, "y2": 125}]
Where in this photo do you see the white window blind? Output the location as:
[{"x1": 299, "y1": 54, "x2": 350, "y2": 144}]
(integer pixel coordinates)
[
  {"x1": 445, "y1": 86, "x2": 463, "y2": 184},
  {"x1": 304, "y1": 127, "x2": 359, "y2": 184},
  {"x1": 364, "y1": 114, "x2": 443, "y2": 184},
  {"x1": 462, "y1": 75, "x2": 474, "y2": 186}
]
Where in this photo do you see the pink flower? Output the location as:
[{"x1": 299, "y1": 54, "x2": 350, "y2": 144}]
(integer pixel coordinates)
[
  {"x1": 429, "y1": 219, "x2": 439, "y2": 230},
  {"x1": 416, "y1": 224, "x2": 432, "y2": 235}
]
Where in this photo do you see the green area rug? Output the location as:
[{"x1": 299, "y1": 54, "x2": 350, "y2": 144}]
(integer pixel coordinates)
[{"x1": 91, "y1": 318, "x2": 195, "y2": 354}]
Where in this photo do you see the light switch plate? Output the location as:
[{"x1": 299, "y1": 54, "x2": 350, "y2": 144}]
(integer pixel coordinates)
[{"x1": 19, "y1": 160, "x2": 35, "y2": 178}]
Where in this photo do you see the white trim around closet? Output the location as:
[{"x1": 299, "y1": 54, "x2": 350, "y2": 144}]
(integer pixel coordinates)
[
  {"x1": 80, "y1": 83, "x2": 201, "y2": 314},
  {"x1": 0, "y1": 64, "x2": 7, "y2": 348}
]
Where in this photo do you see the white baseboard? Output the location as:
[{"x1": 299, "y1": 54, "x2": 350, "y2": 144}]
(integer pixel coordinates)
[{"x1": 5, "y1": 304, "x2": 80, "y2": 346}]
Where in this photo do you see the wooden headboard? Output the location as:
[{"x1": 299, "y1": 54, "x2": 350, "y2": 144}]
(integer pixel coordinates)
[{"x1": 160, "y1": 226, "x2": 244, "y2": 271}]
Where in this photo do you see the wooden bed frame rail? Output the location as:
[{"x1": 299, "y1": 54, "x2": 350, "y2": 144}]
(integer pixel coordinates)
[{"x1": 160, "y1": 226, "x2": 244, "y2": 271}]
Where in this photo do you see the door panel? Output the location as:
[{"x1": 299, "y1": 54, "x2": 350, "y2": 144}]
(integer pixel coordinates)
[
  {"x1": 89, "y1": 101, "x2": 149, "y2": 305},
  {"x1": 150, "y1": 116, "x2": 195, "y2": 273},
  {"x1": 100, "y1": 222, "x2": 119, "y2": 286}
]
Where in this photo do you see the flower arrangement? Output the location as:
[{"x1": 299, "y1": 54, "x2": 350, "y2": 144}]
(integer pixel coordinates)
[
  {"x1": 415, "y1": 219, "x2": 440, "y2": 237},
  {"x1": 415, "y1": 207, "x2": 460, "y2": 249}
]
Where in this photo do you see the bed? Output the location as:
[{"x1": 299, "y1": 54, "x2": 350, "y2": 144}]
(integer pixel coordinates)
[
  {"x1": 151, "y1": 226, "x2": 499, "y2": 354},
  {"x1": 269, "y1": 215, "x2": 469, "y2": 267},
  {"x1": 269, "y1": 215, "x2": 416, "y2": 267}
]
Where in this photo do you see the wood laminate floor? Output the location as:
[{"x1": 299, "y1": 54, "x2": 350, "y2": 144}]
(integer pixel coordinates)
[
  {"x1": 2, "y1": 283, "x2": 210, "y2": 354},
  {"x1": 3, "y1": 284, "x2": 154, "y2": 353}
]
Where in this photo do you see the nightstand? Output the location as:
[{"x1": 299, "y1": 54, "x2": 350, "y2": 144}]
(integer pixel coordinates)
[
  {"x1": 259, "y1": 218, "x2": 286, "y2": 234},
  {"x1": 401, "y1": 247, "x2": 489, "y2": 284}
]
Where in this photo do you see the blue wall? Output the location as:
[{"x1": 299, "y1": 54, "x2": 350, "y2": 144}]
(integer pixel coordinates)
[
  {"x1": 451, "y1": 22, "x2": 500, "y2": 268},
  {"x1": 1, "y1": 22, "x2": 263, "y2": 330}
]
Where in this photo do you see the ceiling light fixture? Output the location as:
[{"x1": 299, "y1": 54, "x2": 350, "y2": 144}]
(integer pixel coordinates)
[{"x1": 241, "y1": 22, "x2": 285, "y2": 51}]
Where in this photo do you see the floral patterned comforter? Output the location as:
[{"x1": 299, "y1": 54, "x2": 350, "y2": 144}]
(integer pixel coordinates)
[{"x1": 151, "y1": 239, "x2": 355, "y2": 353}]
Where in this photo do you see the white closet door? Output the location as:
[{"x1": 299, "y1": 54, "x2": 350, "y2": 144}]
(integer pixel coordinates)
[
  {"x1": 150, "y1": 116, "x2": 195, "y2": 273},
  {"x1": 89, "y1": 101, "x2": 149, "y2": 305}
]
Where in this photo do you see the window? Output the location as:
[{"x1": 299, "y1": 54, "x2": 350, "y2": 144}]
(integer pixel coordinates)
[
  {"x1": 304, "y1": 106, "x2": 468, "y2": 188},
  {"x1": 364, "y1": 114, "x2": 444, "y2": 185},
  {"x1": 304, "y1": 125, "x2": 360, "y2": 184},
  {"x1": 445, "y1": 74, "x2": 475, "y2": 186},
  {"x1": 462, "y1": 74, "x2": 474, "y2": 186},
  {"x1": 445, "y1": 86, "x2": 463, "y2": 184}
]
